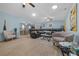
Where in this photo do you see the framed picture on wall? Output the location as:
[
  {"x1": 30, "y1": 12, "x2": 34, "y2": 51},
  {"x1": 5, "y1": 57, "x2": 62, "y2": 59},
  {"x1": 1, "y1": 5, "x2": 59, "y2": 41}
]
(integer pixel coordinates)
[
  {"x1": 70, "y1": 4, "x2": 77, "y2": 32},
  {"x1": 49, "y1": 24, "x2": 52, "y2": 27},
  {"x1": 42, "y1": 24, "x2": 45, "y2": 27}
]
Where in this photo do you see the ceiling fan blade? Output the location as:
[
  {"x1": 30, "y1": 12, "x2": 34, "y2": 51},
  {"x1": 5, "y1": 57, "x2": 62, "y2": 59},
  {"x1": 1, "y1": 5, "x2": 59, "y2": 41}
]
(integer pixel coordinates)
[
  {"x1": 29, "y1": 3, "x2": 35, "y2": 8},
  {"x1": 22, "y1": 3, "x2": 35, "y2": 8}
]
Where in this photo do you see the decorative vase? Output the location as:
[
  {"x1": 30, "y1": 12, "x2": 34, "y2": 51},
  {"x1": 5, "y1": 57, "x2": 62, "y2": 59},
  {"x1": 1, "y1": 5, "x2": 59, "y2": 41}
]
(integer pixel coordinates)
[{"x1": 3, "y1": 20, "x2": 6, "y2": 31}]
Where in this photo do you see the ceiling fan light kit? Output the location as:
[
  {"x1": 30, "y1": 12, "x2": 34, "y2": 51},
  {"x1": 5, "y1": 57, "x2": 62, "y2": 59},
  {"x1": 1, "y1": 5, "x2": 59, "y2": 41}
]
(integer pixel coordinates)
[
  {"x1": 29, "y1": 3, "x2": 35, "y2": 7},
  {"x1": 22, "y1": 4, "x2": 25, "y2": 8}
]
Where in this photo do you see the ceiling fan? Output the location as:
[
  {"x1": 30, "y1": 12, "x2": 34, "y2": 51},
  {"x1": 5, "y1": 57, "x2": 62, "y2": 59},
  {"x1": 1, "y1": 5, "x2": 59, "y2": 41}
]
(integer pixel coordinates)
[{"x1": 22, "y1": 3, "x2": 35, "y2": 8}]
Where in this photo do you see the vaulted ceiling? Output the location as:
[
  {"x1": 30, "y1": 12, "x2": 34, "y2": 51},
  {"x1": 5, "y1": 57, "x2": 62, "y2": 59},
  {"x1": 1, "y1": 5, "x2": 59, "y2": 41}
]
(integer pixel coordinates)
[{"x1": 0, "y1": 3, "x2": 73, "y2": 24}]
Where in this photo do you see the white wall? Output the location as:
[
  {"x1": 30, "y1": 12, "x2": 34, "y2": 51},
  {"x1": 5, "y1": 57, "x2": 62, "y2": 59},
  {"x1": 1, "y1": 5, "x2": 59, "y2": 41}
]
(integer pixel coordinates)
[{"x1": 65, "y1": 8, "x2": 71, "y2": 32}]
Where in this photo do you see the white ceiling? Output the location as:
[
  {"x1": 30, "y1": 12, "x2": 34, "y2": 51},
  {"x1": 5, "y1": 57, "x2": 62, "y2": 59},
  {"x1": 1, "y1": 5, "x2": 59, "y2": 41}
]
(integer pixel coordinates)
[{"x1": 0, "y1": 3, "x2": 73, "y2": 23}]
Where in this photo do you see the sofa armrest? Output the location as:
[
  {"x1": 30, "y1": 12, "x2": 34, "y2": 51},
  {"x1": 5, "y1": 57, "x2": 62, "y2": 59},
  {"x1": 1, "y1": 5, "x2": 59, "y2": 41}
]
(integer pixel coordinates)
[{"x1": 64, "y1": 34, "x2": 74, "y2": 42}]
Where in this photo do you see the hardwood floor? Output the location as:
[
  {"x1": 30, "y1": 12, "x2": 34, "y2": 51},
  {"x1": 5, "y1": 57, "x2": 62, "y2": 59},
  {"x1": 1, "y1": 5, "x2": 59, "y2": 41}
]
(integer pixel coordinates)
[{"x1": 0, "y1": 35, "x2": 62, "y2": 56}]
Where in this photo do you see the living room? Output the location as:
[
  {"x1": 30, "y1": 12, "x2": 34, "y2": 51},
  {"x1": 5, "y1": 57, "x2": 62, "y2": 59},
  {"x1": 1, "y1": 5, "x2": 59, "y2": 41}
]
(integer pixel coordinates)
[{"x1": 0, "y1": 3, "x2": 79, "y2": 56}]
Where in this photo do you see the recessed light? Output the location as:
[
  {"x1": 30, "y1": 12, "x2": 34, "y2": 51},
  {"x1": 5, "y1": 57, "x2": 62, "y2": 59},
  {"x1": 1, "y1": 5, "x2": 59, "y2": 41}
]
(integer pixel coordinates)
[
  {"x1": 52, "y1": 5, "x2": 58, "y2": 10},
  {"x1": 32, "y1": 13, "x2": 36, "y2": 17}
]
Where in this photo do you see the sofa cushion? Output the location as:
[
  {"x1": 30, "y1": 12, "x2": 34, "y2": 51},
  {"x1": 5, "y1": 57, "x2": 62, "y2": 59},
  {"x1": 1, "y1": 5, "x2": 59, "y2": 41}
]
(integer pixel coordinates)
[{"x1": 53, "y1": 37, "x2": 65, "y2": 42}]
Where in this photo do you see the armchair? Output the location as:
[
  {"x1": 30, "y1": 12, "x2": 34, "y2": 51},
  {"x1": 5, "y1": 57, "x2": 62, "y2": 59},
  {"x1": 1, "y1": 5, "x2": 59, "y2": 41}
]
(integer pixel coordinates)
[{"x1": 3, "y1": 31, "x2": 16, "y2": 41}]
